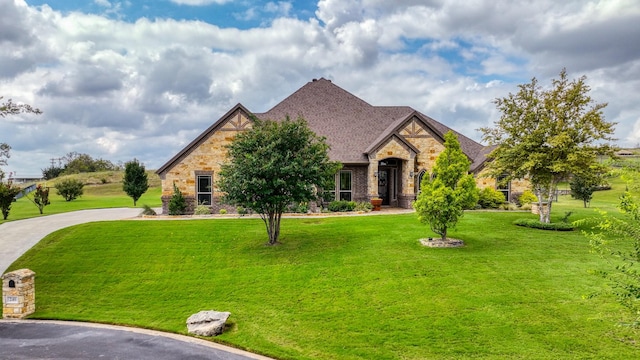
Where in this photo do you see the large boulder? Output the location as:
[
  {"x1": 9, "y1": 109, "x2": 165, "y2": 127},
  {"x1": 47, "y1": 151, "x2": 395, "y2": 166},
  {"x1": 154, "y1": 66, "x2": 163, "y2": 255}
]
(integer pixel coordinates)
[{"x1": 186, "y1": 310, "x2": 231, "y2": 336}]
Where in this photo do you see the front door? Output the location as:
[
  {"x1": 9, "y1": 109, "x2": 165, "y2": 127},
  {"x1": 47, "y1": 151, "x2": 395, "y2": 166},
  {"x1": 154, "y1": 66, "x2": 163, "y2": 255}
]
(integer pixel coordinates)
[{"x1": 378, "y1": 169, "x2": 389, "y2": 205}]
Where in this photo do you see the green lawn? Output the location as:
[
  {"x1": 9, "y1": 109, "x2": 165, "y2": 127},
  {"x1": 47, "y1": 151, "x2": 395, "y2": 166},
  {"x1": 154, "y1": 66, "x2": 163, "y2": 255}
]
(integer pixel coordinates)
[
  {"x1": 1, "y1": 176, "x2": 162, "y2": 224},
  {"x1": 8, "y1": 185, "x2": 639, "y2": 359}
]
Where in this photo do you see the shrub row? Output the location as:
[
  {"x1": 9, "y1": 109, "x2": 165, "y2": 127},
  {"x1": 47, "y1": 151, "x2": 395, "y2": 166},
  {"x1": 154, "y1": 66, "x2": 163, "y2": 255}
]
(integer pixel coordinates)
[{"x1": 513, "y1": 218, "x2": 574, "y2": 231}]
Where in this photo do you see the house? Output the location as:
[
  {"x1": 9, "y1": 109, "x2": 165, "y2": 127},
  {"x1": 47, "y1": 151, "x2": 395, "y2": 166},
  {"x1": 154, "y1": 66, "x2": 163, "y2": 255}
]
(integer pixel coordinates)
[{"x1": 156, "y1": 78, "x2": 528, "y2": 214}]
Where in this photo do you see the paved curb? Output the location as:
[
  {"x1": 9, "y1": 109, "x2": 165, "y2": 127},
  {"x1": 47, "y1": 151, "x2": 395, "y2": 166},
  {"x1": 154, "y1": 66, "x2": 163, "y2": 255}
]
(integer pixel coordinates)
[{"x1": 0, "y1": 319, "x2": 275, "y2": 360}]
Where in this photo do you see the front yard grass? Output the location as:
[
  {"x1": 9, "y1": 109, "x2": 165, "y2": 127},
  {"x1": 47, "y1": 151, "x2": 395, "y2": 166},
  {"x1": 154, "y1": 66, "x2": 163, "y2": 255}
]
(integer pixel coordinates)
[{"x1": 8, "y1": 207, "x2": 639, "y2": 359}]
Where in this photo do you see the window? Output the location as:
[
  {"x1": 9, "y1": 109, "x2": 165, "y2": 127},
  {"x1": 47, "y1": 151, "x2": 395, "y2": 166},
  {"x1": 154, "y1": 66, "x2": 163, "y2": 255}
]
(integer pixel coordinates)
[
  {"x1": 197, "y1": 175, "x2": 212, "y2": 205},
  {"x1": 339, "y1": 170, "x2": 352, "y2": 201},
  {"x1": 496, "y1": 175, "x2": 510, "y2": 201}
]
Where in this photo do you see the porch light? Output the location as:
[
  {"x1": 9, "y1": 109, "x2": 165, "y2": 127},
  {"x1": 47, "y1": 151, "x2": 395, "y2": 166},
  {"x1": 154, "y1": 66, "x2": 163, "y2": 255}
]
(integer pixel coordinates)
[
  {"x1": 409, "y1": 171, "x2": 414, "y2": 178},
  {"x1": 374, "y1": 171, "x2": 378, "y2": 177}
]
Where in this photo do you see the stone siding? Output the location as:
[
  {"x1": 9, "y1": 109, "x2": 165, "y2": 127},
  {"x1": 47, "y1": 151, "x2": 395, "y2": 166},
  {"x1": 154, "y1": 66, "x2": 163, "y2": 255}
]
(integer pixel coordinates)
[
  {"x1": 160, "y1": 111, "x2": 251, "y2": 214},
  {"x1": 2, "y1": 269, "x2": 35, "y2": 319}
]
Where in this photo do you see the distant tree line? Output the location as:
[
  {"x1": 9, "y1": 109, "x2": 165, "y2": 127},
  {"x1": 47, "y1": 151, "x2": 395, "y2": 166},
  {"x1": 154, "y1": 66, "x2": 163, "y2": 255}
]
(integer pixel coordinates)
[{"x1": 42, "y1": 152, "x2": 122, "y2": 179}]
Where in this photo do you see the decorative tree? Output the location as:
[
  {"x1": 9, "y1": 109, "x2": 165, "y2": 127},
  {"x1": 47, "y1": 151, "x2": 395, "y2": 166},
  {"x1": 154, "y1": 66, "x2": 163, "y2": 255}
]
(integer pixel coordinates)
[
  {"x1": 25, "y1": 184, "x2": 50, "y2": 214},
  {"x1": 480, "y1": 69, "x2": 616, "y2": 223},
  {"x1": 168, "y1": 182, "x2": 187, "y2": 215},
  {"x1": 413, "y1": 131, "x2": 478, "y2": 241},
  {"x1": 218, "y1": 116, "x2": 340, "y2": 245},
  {"x1": 570, "y1": 165, "x2": 606, "y2": 208},
  {"x1": 0, "y1": 180, "x2": 21, "y2": 220},
  {"x1": 55, "y1": 178, "x2": 85, "y2": 201},
  {"x1": 123, "y1": 158, "x2": 149, "y2": 206}
]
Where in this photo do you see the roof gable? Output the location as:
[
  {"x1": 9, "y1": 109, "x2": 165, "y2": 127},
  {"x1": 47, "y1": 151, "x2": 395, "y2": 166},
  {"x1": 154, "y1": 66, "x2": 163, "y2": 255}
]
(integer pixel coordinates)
[{"x1": 156, "y1": 103, "x2": 253, "y2": 175}]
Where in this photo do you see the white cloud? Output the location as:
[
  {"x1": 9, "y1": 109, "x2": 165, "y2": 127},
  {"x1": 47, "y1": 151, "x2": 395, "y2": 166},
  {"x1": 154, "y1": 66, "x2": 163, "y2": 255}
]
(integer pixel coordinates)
[
  {"x1": 1, "y1": 0, "x2": 639, "y2": 177},
  {"x1": 170, "y1": 0, "x2": 232, "y2": 5}
]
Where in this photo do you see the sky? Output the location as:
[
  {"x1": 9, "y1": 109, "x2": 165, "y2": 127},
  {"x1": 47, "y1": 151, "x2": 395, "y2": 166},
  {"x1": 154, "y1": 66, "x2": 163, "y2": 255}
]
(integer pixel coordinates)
[{"x1": 1, "y1": 0, "x2": 639, "y2": 177}]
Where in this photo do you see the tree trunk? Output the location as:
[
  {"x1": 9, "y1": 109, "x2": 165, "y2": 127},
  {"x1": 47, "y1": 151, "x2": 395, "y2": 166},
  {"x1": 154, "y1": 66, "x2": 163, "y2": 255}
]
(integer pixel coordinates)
[{"x1": 263, "y1": 210, "x2": 282, "y2": 245}]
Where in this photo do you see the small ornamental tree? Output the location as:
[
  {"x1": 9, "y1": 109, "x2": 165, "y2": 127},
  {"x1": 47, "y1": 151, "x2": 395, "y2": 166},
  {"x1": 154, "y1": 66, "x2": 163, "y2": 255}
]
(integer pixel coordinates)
[
  {"x1": 218, "y1": 116, "x2": 341, "y2": 245},
  {"x1": 570, "y1": 165, "x2": 606, "y2": 208},
  {"x1": 414, "y1": 131, "x2": 479, "y2": 241},
  {"x1": 168, "y1": 183, "x2": 187, "y2": 215},
  {"x1": 123, "y1": 158, "x2": 149, "y2": 206},
  {"x1": 480, "y1": 69, "x2": 616, "y2": 223},
  {"x1": 25, "y1": 184, "x2": 50, "y2": 214},
  {"x1": 0, "y1": 180, "x2": 21, "y2": 220}
]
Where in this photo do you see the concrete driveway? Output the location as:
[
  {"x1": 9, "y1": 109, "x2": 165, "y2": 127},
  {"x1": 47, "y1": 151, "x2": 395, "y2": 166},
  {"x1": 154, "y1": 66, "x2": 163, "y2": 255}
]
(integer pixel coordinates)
[
  {"x1": 0, "y1": 208, "x2": 142, "y2": 274},
  {"x1": 0, "y1": 209, "x2": 274, "y2": 360}
]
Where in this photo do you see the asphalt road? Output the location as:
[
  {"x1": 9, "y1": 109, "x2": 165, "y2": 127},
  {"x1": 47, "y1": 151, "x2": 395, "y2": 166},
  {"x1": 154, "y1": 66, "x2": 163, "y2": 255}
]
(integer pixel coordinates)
[{"x1": 0, "y1": 209, "x2": 274, "y2": 360}]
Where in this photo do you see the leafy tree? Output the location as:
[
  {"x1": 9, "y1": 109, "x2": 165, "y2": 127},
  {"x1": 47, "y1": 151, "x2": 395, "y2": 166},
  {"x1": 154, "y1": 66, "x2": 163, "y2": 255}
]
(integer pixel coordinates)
[
  {"x1": 55, "y1": 178, "x2": 85, "y2": 201},
  {"x1": 168, "y1": 183, "x2": 187, "y2": 215},
  {"x1": 218, "y1": 116, "x2": 341, "y2": 245},
  {"x1": 586, "y1": 168, "x2": 640, "y2": 327},
  {"x1": 63, "y1": 153, "x2": 118, "y2": 174},
  {"x1": 570, "y1": 165, "x2": 606, "y2": 208},
  {"x1": 25, "y1": 184, "x2": 50, "y2": 214},
  {"x1": 480, "y1": 69, "x2": 616, "y2": 223},
  {"x1": 42, "y1": 165, "x2": 65, "y2": 180},
  {"x1": 123, "y1": 158, "x2": 149, "y2": 206},
  {"x1": 0, "y1": 180, "x2": 21, "y2": 220},
  {"x1": 1, "y1": 97, "x2": 41, "y2": 179},
  {"x1": 414, "y1": 131, "x2": 479, "y2": 241}
]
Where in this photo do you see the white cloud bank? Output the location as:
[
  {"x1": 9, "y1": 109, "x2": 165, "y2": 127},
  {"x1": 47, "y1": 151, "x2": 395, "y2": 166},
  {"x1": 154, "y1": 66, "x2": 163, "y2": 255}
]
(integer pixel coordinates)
[{"x1": 1, "y1": 0, "x2": 639, "y2": 176}]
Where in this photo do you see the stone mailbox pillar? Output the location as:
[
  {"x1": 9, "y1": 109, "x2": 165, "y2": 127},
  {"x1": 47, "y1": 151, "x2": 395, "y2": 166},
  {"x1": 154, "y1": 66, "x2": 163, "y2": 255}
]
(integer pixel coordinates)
[{"x1": 2, "y1": 269, "x2": 36, "y2": 319}]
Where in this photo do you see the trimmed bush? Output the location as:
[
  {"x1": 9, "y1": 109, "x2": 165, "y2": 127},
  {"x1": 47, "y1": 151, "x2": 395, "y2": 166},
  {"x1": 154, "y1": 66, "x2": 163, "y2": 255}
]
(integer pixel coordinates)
[
  {"x1": 140, "y1": 204, "x2": 157, "y2": 216},
  {"x1": 516, "y1": 190, "x2": 538, "y2": 206},
  {"x1": 354, "y1": 201, "x2": 373, "y2": 212},
  {"x1": 477, "y1": 187, "x2": 506, "y2": 209},
  {"x1": 55, "y1": 178, "x2": 84, "y2": 201},
  {"x1": 328, "y1": 200, "x2": 356, "y2": 212},
  {"x1": 194, "y1": 204, "x2": 211, "y2": 215},
  {"x1": 513, "y1": 218, "x2": 574, "y2": 231}
]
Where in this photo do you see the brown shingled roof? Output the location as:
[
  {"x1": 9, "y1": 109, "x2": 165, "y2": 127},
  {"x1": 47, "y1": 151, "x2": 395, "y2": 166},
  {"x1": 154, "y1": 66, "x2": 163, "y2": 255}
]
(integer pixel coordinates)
[
  {"x1": 256, "y1": 78, "x2": 487, "y2": 169},
  {"x1": 157, "y1": 78, "x2": 489, "y2": 175}
]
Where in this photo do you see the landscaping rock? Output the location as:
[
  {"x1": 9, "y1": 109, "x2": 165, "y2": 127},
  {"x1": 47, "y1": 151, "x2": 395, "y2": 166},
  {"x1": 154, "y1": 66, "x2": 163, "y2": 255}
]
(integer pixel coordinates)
[{"x1": 186, "y1": 310, "x2": 231, "y2": 336}]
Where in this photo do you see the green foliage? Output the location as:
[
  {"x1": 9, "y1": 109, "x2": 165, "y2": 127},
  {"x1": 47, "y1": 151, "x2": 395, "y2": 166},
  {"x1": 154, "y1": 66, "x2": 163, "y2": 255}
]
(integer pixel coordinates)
[
  {"x1": 219, "y1": 209, "x2": 228, "y2": 215},
  {"x1": 26, "y1": 184, "x2": 50, "y2": 214},
  {"x1": 481, "y1": 69, "x2": 616, "y2": 223},
  {"x1": 478, "y1": 187, "x2": 507, "y2": 209},
  {"x1": 517, "y1": 190, "x2": 538, "y2": 206},
  {"x1": 218, "y1": 116, "x2": 341, "y2": 245},
  {"x1": 42, "y1": 165, "x2": 65, "y2": 180},
  {"x1": 0, "y1": 180, "x2": 21, "y2": 220},
  {"x1": 513, "y1": 218, "x2": 574, "y2": 231},
  {"x1": 168, "y1": 183, "x2": 187, "y2": 215},
  {"x1": 414, "y1": 131, "x2": 479, "y2": 240},
  {"x1": 140, "y1": 204, "x2": 157, "y2": 216},
  {"x1": 63, "y1": 152, "x2": 119, "y2": 174},
  {"x1": 288, "y1": 202, "x2": 309, "y2": 214},
  {"x1": 122, "y1": 158, "x2": 149, "y2": 206},
  {"x1": 570, "y1": 167, "x2": 606, "y2": 208},
  {"x1": 55, "y1": 178, "x2": 85, "y2": 201},
  {"x1": 354, "y1": 201, "x2": 373, "y2": 212},
  {"x1": 327, "y1": 200, "x2": 357, "y2": 212},
  {"x1": 194, "y1": 204, "x2": 211, "y2": 215},
  {"x1": 585, "y1": 169, "x2": 640, "y2": 327}
]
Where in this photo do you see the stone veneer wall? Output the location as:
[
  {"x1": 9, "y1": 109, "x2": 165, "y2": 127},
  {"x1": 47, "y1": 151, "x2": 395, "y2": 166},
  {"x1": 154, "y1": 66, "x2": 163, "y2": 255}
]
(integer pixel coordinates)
[
  {"x1": 160, "y1": 111, "x2": 251, "y2": 214},
  {"x1": 2, "y1": 269, "x2": 35, "y2": 319}
]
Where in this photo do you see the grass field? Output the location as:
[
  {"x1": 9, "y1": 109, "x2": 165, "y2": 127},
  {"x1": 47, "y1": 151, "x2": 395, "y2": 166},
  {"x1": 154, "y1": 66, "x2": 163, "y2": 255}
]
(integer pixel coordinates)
[
  {"x1": 1, "y1": 171, "x2": 162, "y2": 223},
  {"x1": 7, "y1": 180, "x2": 639, "y2": 359}
]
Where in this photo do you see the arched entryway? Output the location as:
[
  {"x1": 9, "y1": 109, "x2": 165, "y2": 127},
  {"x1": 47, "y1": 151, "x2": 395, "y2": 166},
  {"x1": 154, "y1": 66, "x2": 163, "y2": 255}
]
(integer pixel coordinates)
[{"x1": 377, "y1": 158, "x2": 402, "y2": 206}]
